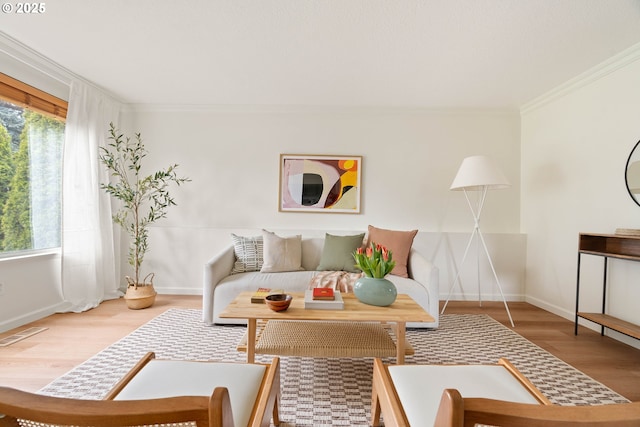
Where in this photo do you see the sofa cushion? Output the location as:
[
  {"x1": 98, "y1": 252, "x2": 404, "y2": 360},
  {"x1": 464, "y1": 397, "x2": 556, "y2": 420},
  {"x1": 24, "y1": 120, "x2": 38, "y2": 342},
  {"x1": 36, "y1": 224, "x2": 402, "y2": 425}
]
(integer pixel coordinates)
[
  {"x1": 230, "y1": 234, "x2": 264, "y2": 274},
  {"x1": 316, "y1": 233, "x2": 365, "y2": 272},
  {"x1": 260, "y1": 230, "x2": 304, "y2": 273},
  {"x1": 217, "y1": 270, "x2": 318, "y2": 295},
  {"x1": 367, "y1": 225, "x2": 418, "y2": 278}
]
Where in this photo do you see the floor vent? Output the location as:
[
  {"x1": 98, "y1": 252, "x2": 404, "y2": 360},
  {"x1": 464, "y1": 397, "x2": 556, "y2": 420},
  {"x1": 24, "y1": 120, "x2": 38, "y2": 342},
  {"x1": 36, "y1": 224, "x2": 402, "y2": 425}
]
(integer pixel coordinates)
[{"x1": 0, "y1": 327, "x2": 48, "y2": 347}]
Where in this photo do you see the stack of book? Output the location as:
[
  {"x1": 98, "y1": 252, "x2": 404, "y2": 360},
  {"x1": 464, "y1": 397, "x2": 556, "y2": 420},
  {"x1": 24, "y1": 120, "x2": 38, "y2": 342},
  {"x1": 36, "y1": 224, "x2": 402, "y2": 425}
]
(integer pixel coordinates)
[
  {"x1": 250, "y1": 288, "x2": 284, "y2": 303},
  {"x1": 304, "y1": 288, "x2": 344, "y2": 310},
  {"x1": 312, "y1": 287, "x2": 335, "y2": 300}
]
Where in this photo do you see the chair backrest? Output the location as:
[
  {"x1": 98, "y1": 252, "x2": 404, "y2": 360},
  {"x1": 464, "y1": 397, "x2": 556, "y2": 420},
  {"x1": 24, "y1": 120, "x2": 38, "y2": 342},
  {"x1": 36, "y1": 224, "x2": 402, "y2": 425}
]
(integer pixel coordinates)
[
  {"x1": 434, "y1": 388, "x2": 640, "y2": 427},
  {"x1": 0, "y1": 385, "x2": 235, "y2": 427}
]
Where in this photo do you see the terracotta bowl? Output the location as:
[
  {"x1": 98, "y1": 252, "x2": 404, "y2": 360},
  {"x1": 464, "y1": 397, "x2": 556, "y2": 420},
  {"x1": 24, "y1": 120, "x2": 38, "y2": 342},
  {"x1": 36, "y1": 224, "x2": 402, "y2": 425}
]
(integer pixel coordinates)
[{"x1": 265, "y1": 294, "x2": 292, "y2": 312}]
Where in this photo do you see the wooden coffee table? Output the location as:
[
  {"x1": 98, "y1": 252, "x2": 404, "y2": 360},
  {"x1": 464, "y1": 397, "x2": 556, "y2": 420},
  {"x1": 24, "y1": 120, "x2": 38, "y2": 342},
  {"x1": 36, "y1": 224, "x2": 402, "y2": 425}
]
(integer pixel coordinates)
[{"x1": 218, "y1": 292, "x2": 434, "y2": 364}]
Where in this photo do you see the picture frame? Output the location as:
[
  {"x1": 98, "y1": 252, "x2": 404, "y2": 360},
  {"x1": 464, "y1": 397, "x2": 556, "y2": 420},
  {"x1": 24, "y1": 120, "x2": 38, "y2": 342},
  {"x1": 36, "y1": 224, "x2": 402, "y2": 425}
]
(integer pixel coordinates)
[{"x1": 279, "y1": 154, "x2": 362, "y2": 213}]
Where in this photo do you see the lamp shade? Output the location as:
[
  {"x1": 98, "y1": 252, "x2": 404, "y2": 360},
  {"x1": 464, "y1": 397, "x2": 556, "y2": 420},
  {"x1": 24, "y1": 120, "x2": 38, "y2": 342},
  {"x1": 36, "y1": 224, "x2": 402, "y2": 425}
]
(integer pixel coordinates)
[{"x1": 450, "y1": 155, "x2": 511, "y2": 191}]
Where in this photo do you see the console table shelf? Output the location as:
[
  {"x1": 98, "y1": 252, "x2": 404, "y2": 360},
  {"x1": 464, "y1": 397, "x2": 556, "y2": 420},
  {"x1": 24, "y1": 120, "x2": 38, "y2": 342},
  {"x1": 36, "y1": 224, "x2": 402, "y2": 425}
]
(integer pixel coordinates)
[
  {"x1": 575, "y1": 233, "x2": 640, "y2": 339},
  {"x1": 576, "y1": 313, "x2": 640, "y2": 340},
  {"x1": 578, "y1": 232, "x2": 640, "y2": 259}
]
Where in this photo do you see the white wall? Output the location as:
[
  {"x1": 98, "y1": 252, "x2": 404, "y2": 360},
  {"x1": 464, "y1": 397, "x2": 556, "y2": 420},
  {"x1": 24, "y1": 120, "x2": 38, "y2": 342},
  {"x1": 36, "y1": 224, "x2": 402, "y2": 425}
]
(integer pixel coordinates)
[
  {"x1": 521, "y1": 46, "x2": 640, "y2": 347},
  {"x1": 127, "y1": 107, "x2": 523, "y2": 300},
  {"x1": 0, "y1": 252, "x2": 67, "y2": 331},
  {"x1": 1, "y1": 34, "x2": 526, "y2": 331},
  {"x1": 0, "y1": 103, "x2": 524, "y2": 332}
]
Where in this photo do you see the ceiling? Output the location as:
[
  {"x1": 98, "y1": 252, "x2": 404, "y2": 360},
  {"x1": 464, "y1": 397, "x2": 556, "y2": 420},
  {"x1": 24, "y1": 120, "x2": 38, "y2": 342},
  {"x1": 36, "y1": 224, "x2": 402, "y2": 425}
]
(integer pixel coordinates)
[{"x1": 2, "y1": 0, "x2": 640, "y2": 109}]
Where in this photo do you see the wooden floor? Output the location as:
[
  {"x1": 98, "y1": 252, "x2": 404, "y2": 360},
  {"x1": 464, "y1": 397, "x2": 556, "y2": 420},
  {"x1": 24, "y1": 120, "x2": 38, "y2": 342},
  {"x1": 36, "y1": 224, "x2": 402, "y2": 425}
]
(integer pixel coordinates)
[{"x1": 1, "y1": 296, "x2": 639, "y2": 401}]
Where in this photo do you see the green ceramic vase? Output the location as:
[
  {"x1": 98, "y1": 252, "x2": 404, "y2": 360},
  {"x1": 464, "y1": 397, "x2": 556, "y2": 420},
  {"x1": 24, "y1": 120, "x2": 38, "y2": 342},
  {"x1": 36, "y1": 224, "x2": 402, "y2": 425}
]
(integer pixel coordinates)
[{"x1": 353, "y1": 276, "x2": 397, "y2": 306}]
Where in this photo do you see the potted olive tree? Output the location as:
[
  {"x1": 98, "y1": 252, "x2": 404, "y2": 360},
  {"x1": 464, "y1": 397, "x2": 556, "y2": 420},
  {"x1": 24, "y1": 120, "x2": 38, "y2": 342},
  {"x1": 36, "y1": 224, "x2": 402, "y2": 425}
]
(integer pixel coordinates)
[{"x1": 99, "y1": 123, "x2": 190, "y2": 309}]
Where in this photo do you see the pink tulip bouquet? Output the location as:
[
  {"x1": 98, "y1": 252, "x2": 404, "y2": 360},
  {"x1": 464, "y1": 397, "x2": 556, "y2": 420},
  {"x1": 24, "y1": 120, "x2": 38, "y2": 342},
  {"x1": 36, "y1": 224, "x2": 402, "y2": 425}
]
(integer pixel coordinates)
[{"x1": 353, "y1": 242, "x2": 396, "y2": 278}]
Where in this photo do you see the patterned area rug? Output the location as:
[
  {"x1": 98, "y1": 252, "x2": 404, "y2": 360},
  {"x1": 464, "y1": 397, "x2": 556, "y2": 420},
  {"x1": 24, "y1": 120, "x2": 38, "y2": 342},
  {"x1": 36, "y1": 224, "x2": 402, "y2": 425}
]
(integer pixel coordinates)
[{"x1": 40, "y1": 309, "x2": 627, "y2": 426}]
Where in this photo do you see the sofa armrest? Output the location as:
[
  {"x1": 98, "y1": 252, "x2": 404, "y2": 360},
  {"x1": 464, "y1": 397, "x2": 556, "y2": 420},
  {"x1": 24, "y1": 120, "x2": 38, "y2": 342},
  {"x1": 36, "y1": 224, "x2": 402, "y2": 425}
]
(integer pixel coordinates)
[
  {"x1": 203, "y1": 246, "x2": 235, "y2": 325},
  {"x1": 407, "y1": 249, "x2": 440, "y2": 326}
]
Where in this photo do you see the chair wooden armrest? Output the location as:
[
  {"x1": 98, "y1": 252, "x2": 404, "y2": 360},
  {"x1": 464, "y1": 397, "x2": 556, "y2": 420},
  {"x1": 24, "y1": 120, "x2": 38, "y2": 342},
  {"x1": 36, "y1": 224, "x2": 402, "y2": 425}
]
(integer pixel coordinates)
[
  {"x1": 104, "y1": 351, "x2": 157, "y2": 400},
  {"x1": 434, "y1": 388, "x2": 640, "y2": 427},
  {"x1": 254, "y1": 355, "x2": 281, "y2": 427},
  {"x1": 370, "y1": 357, "x2": 548, "y2": 427},
  {"x1": 105, "y1": 352, "x2": 279, "y2": 427},
  {"x1": 495, "y1": 358, "x2": 551, "y2": 405},
  {"x1": 0, "y1": 386, "x2": 221, "y2": 427},
  {"x1": 371, "y1": 358, "x2": 409, "y2": 427}
]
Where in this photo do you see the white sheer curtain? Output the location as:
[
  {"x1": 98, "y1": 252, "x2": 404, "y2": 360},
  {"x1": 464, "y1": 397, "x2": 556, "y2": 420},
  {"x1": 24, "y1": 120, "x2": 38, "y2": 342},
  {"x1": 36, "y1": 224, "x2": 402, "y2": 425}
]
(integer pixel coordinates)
[{"x1": 61, "y1": 80, "x2": 122, "y2": 312}]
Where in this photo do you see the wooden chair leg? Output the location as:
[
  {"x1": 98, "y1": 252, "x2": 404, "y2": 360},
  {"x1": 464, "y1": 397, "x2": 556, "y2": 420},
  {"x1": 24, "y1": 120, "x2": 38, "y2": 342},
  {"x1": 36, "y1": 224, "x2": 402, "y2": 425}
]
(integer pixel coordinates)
[
  {"x1": 370, "y1": 361, "x2": 382, "y2": 427},
  {"x1": 371, "y1": 390, "x2": 382, "y2": 426},
  {"x1": 272, "y1": 395, "x2": 280, "y2": 426}
]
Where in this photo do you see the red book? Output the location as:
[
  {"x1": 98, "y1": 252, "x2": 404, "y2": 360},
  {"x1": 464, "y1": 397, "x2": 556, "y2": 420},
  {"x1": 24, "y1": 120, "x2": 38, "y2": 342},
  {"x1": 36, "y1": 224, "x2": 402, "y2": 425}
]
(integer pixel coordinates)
[{"x1": 312, "y1": 288, "x2": 335, "y2": 300}]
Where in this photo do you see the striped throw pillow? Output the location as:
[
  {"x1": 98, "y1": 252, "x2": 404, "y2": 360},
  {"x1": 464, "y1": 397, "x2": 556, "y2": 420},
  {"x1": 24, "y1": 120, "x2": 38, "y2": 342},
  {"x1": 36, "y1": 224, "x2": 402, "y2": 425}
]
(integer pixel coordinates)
[{"x1": 230, "y1": 234, "x2": 264, "y2": 274}]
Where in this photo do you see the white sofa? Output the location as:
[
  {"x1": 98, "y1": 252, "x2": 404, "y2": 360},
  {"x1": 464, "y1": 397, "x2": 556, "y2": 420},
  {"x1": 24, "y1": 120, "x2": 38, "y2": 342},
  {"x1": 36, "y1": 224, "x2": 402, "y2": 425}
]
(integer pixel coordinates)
[{"x1": 203, "y1": 234, "x2": 439, "y2": 328}]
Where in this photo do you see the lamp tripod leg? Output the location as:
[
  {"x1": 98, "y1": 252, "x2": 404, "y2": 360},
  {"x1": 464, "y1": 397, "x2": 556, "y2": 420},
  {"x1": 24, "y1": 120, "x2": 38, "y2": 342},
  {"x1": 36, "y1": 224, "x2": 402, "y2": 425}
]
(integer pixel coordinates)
[
  {"x1": 476, "y1": 235, "x2": 481, "y2": 307},
  {"x1": 477, "y1": 229, "x2": 515, "y2": 327},
  {"x1": 441, "y1": 227, "x2": 478, "y2": 314}
]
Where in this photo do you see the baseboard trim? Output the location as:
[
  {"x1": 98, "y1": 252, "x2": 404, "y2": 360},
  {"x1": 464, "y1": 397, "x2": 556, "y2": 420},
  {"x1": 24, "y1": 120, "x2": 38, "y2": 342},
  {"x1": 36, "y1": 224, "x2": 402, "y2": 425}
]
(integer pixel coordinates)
[
  {"x1": 0, "y1": 302, "x2": 68, "y2": 334},
  {"x1": 154, "y1": 287, "x2": 202, "y2": 296},
  {"x1": 439, "y1": 293, "x2": 525, "y2": 302},
  {"x1": 524, "y1": 295, "x2": 574, "y2": 320}
]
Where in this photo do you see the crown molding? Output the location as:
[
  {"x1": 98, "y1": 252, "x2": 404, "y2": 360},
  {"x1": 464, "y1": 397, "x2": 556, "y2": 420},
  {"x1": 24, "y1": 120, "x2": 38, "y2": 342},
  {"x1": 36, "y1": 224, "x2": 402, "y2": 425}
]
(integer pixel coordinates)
[
  {"x1": 0, "y1": 31, "x2": 124, "y2": 103},
  {"x1": 521, "y1": 41, "x2": 640, "y2": 115},
  {"x1": 124, "y1": 103, "x2": 518, "y2": 116},
  {"x1": 0, "y1": 31, "x2": 73, "y2": 86}
]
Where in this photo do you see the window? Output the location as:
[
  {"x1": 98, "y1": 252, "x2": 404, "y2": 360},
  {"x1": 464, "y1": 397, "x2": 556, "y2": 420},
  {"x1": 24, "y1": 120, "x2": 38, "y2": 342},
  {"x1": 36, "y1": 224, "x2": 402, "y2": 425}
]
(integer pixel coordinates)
[{"x1": 0, "y1": 73, "x2": 67, "y2": 255}]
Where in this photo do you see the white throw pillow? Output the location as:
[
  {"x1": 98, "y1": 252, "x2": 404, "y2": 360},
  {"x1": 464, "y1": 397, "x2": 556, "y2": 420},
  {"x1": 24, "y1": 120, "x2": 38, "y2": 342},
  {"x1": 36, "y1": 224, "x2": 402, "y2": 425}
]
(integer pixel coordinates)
[{"x1": 260, "y1": 230, "x2": 304, "y2": 273}]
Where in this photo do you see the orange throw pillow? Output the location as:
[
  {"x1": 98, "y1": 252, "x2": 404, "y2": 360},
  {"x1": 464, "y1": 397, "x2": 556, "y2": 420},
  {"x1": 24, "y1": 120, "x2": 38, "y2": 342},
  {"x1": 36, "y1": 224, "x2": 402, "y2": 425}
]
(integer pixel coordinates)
[{"x1": 366, "y1": 225, "x2": 418, "y2": 278}]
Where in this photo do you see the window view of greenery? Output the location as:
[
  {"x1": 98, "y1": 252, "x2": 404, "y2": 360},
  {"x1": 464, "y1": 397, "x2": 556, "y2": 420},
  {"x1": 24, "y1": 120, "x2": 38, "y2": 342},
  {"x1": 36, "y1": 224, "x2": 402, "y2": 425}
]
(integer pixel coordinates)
[{"x1": 0, "y1": 100, "x2": 64, "y2": 254}]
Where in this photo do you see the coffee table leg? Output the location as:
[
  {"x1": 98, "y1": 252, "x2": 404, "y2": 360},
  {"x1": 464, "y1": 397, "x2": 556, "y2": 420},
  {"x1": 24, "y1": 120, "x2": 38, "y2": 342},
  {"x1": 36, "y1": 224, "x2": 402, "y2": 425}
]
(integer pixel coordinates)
[
  {"x1": 247, "y1": 318, "x2": 256, "y2": 363},
  {"x1": 395, "y1": 322, "x2": 406, "y2": 365}
]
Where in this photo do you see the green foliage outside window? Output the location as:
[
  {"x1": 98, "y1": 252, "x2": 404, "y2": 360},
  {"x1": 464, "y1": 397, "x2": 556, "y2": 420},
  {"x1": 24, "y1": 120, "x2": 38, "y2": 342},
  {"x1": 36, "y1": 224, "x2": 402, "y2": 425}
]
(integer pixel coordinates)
[
  {"x1": 0, "y1": 125, "x2": 14, "y2": 246},
  {"x1": 0, "y1": 101, "x2": 64, "y2": 253}
]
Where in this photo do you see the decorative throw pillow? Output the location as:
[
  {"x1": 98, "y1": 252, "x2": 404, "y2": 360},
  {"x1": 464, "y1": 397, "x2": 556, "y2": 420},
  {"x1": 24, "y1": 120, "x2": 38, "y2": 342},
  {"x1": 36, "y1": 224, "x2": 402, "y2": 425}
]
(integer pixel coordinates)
[
  {"x1": 366, "y1": 225, "x2": 418, "y2": 278},
  {"x1": 230, "y1": 234, "x2": 264, "y2": 274},
  {"x1": 317, "y1": 233, "x2": 366, "y2": 272},
  {"x1": 260, "y1": 230, "x2": 304, "y2": 273}
]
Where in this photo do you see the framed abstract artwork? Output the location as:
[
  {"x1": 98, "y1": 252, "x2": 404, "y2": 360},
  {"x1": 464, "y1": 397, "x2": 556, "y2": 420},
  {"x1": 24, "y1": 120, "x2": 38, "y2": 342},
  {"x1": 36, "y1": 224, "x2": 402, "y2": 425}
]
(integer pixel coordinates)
[{"x1": 279, "y1": 154, "x2": 362, "y2": 213}]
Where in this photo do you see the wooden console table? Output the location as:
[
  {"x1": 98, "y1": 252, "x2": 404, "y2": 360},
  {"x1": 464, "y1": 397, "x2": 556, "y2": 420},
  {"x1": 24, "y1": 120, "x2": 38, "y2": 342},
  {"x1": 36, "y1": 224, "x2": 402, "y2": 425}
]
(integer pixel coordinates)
[{"x1": 575, "y1": 233, "x2": 640, "y2": 339}]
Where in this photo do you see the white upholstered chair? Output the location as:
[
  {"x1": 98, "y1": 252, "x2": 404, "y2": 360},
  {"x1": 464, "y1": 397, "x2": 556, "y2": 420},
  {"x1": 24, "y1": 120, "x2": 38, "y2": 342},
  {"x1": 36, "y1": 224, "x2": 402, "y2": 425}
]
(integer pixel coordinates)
[
  {"x1": 105, "y1": 351, "x2": 280, "y2": 427},
  {"x1": 0, "y1": 351, "x2": 280, "y2": 427},
  {"x1": 371, "y1": 357, "x2": 550, "y2": 427}
]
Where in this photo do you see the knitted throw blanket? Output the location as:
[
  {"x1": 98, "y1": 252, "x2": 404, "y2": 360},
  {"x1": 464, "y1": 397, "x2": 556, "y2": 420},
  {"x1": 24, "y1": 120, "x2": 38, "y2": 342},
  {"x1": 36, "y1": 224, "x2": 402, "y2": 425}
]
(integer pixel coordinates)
[{"x1": 309, "y1": 270, "x2": 364, "y2": 293}]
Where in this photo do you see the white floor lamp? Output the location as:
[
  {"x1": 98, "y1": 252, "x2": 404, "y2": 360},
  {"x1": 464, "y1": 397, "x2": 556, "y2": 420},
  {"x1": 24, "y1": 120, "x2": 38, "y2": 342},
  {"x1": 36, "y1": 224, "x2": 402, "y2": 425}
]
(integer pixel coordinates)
[{"x1": 441, "y1": 155, "x2": 515, "y2": 327}]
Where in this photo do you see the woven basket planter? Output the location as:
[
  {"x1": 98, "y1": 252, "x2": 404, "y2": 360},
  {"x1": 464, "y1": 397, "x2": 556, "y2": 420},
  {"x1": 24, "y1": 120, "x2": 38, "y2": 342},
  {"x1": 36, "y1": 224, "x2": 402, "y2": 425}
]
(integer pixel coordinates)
[{"x1": 124, "y1": 274, "x2": 157, "y2": 309}]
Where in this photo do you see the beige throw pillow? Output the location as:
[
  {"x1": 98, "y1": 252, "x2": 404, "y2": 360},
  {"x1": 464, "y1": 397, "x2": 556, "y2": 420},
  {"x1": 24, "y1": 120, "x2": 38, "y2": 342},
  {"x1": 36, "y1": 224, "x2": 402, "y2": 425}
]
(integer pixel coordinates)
[
  {"x1": 260, "y1": 230, "x2": 304, "y2": 273},
  {"x1": 366, "y1": 225, "x2": 418, "y2": 278}
]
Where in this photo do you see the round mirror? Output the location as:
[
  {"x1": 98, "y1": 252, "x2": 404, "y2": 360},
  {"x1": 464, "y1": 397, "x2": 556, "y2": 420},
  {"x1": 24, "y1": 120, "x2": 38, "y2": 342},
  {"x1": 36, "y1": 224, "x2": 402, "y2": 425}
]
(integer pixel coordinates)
[{"x1": 625, "y1": 139, "x2": 640, "y2": 206}]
